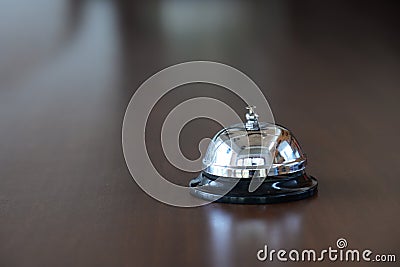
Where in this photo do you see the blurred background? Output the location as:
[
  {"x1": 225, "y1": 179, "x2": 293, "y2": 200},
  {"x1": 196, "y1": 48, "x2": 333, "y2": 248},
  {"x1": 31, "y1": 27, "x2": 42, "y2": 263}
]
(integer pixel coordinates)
[{"x1": 0, "y1": 1, "x2": 399, "y2": 266}]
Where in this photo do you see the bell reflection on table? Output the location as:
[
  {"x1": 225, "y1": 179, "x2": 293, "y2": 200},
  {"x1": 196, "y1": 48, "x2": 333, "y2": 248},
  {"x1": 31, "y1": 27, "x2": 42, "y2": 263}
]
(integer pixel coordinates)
[
  {"x1": 205, "y1": 204, "x2": 305, "y2": 266},
  {"x1": 189, "y1": 106, "x2": 318, "y2": 204}
]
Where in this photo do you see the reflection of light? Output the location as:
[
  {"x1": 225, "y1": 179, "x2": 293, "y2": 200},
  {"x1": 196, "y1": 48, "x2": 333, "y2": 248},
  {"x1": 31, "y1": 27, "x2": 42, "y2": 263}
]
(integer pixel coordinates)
[
  {"x1": 208, "y1": 208, "x2": 233, "y2": 267},
  {"x1": 213, "y1": 142, "x2": 233, "y2": 166},
  {"x1": 159, "y1": 1, "x2": 246, "y2": 36},
  {"x1": 284, "y1": 213, "x2": 301, "y2": 234},
  {"x1": 207, "y1": 206, "x2": 304, "y2": 254},
  {"x1": 268, "y1": 140, "x2": 277, "y2": 151},
  {"x1": 278, "y1": 141, "x2": 300, "y2": 160},
  {"x1": 237, "y1": 157, "x2": 265, "y2": 166},
  {"x1": 236, "y1": 219, "x2": 267, "y2": 239},
  {"x1": 272, "y1": 182, "x2": 280, "y2": 190}
]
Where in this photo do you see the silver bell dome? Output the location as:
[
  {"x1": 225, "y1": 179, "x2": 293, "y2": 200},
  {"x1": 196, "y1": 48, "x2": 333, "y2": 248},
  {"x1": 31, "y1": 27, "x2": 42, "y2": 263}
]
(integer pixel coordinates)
[
  {"x1": 189, "y1": 106, "x2": 318, "y2": 204},
  {"x1": 202, "y1": 106, "x2": 306, "y2": 178}
]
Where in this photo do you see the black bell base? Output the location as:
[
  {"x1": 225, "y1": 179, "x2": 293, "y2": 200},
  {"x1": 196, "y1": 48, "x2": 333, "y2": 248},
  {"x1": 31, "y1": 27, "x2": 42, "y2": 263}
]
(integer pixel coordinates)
[{"x1": 189, "y1": 171, "x2": 318, "y2": 204}]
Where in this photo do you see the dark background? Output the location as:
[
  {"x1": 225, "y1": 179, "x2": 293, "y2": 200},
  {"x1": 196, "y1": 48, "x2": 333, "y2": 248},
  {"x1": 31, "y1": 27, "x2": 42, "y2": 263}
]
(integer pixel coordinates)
[{"x1": 0, "y1": 1, "x2": 399, "y2": 266}]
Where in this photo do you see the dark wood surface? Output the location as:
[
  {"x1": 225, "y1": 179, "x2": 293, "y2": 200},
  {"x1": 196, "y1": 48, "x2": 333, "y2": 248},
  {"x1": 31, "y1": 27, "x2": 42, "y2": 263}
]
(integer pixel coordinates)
[{"x1": 0, "y1": 1, "x2": 399, "y2": 266}]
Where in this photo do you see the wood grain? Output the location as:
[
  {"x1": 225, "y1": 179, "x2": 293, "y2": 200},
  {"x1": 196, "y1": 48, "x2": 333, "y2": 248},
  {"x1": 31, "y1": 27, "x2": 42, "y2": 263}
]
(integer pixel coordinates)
[{"x1": 0, "y1": 1, "x2": 399, "y2": 266}]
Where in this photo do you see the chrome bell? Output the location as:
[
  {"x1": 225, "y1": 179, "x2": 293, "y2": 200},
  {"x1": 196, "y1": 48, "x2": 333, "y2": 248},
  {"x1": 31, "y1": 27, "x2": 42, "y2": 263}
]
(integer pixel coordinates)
[{"x1": 189, "y1": 106, "x2": 318, "y2": 204}]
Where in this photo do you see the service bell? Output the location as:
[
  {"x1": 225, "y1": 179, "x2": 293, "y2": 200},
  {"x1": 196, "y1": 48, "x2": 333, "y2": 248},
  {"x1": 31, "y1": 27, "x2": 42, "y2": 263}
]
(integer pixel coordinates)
[{"x1": 189, "y1": 106, "x2": 318, "y2": 204}]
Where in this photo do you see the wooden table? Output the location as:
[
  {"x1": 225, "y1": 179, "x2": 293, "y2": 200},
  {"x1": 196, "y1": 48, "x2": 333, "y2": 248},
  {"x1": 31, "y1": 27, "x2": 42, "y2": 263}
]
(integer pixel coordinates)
[{"x1": 0, "y1": 1, "x2": 399, "y2": 266}]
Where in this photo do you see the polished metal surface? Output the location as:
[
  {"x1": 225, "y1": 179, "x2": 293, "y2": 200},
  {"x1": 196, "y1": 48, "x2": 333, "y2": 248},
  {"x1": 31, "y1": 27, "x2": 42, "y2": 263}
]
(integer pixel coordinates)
[
  {"x1": 245, "y1": 105, "x2": 260, "y2": 130},
  {"x1": 203, "y1": 107, "x2": 306, "y2": 178}
]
